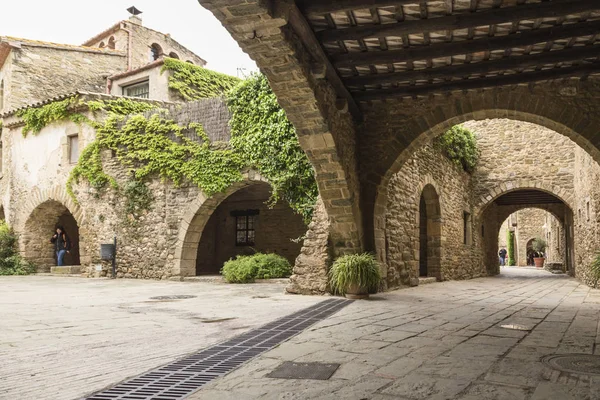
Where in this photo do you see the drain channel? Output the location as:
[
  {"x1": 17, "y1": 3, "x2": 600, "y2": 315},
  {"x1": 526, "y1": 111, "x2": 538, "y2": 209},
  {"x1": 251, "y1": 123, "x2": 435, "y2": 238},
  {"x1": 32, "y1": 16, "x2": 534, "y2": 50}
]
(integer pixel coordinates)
[{"x1": 84, "y1": 298, "x2": 352, "y2": 400}]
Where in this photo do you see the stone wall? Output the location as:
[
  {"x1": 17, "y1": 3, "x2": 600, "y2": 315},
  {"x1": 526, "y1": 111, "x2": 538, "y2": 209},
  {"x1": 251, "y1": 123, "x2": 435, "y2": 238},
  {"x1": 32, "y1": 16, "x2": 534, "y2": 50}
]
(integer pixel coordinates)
[
  {"x1": 1, "y1": 44, "x2": 125, "y2": 110},
  {"x1": 573, "y1": 146, "x2": 600, "y2": 286},
  {"x1": 385, "y1": 143, "x2": 482, "y2": 288},
  {"x1": 514, "y1": 208, "x2": 547, "y2": 266}
]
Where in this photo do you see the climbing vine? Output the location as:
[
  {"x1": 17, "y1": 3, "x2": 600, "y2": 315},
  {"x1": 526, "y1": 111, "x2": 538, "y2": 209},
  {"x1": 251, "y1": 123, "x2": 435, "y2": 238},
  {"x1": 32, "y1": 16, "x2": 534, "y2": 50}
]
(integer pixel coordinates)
[
  {"x1": 435, "y1": 125, "x2": 479, "y2": 173},
  {"x1": 17, "y1": 97, "x2": 87, "y2": 136},
  {"x1": 227, "y1": 74, "x2": 318, "y2": 222},
  {"x1": 161, "y1": 58, "x2": 241, "y2": 101},
  {"x1": 507, "y1": 230, "x2": 516, "y2": 266}
]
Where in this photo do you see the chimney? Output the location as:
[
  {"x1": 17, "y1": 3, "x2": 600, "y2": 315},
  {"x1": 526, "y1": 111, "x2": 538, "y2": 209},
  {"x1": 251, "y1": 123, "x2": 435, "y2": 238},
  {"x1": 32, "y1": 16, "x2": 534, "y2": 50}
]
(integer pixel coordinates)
[{"x1": 126, "y1": 6, "x2": 143, "y2": 25}]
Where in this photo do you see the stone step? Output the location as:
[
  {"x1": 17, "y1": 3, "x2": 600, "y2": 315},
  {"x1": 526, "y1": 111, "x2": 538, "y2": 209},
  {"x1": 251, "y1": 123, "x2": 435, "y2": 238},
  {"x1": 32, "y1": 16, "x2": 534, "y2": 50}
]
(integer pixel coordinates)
[
  {"x1": 418, "y1": 277, "x2": 437, "y2": 285},
  {"x1": 50, "y1": 266, "x2": 82, "y2": 275}
]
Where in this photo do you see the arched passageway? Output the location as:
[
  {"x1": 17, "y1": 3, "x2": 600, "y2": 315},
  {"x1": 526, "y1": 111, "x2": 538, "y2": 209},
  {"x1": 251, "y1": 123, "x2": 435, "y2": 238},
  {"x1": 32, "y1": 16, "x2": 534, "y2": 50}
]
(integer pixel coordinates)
[
  {"x1": 22, "y1": 200, "x2": 80, "y2": 271},
  {"x1": 174, "y1": 177, "x2": 307, "y2": 277},
  {"x1": 481, "y1": 189, "x2": 574, "y2": 276},
  {"x1": 419, "y1": 184, "x2": 441, "y2": 279}
]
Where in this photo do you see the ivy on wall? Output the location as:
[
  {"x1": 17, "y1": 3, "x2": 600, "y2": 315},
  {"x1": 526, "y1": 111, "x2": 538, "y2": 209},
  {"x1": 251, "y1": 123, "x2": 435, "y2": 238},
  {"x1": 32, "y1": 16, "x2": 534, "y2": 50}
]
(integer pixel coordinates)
[
  {"x1": 161, "y1": 58, "x2": 241, "y2": 101},
  {"x1": 227, "y1": 75, "x2": 318, "y2": 222},
  {"x1": 435, "y1": 125, "x2": 479, "y2": 173},
  {"x1": 17, "y1": 68, "x2": 318, "y2": 223},
  {"x1": 507, "y1": 230, "x2": 516, "y2": 266}
]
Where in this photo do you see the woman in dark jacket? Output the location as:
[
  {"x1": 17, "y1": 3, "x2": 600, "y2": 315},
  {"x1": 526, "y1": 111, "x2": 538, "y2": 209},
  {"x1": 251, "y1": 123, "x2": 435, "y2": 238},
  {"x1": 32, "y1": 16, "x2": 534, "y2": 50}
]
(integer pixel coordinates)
[{"x1": 50, "y1": 226, "x2": 70, "y2": 266}]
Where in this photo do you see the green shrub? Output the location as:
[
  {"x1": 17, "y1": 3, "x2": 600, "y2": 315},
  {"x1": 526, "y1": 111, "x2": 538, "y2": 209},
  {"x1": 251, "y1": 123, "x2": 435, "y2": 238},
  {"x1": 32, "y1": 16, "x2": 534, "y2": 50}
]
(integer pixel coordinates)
[
  {"x1": 532, "y1": 237, "x2": 547, "y2": 257},
  {"x1": 221, "y1": 252, "x2": 292, "y2": 283},
  {"x1": 507, "y1": 230, "x2": 516, "y2": 266},
  {"x1": 435, "y1": 125, "x2": 479, "y2": 173},
  {"x1": 589, "y1": 253, "x2": 600, "y2": 288},
  {"x1": 0, "y1": 222, "x2": 35, "y2": 276},
  {"x1": 252, "y1": 253, "x2": 292, "y2": 279},
  {"x1": 328, "y1": 253, "x2": 381, "y2": 296}
]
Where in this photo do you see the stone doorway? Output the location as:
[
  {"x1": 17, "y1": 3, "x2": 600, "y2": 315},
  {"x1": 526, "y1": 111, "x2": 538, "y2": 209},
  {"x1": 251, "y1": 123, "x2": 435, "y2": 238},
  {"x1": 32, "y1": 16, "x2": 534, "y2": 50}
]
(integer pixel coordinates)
[
  {"x1": 193, "y1": 183, "x2": 307, "y2": 276},
  {"x1": 419, "y1": 184, "x2": 442, "y2": 279},
  {"x1": 22, "y1": 200, "x2": 81, "y2": 271}
]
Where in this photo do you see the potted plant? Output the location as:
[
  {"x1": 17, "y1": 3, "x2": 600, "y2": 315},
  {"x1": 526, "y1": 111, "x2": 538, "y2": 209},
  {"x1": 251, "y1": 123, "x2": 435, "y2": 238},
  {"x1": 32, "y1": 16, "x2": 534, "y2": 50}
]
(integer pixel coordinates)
[
  {"x1": 328, "y1": 253, "x2": 381, "y2": 299},
  {"x1": 532, "y1": 237, "x2": 547, "y2": 268}
]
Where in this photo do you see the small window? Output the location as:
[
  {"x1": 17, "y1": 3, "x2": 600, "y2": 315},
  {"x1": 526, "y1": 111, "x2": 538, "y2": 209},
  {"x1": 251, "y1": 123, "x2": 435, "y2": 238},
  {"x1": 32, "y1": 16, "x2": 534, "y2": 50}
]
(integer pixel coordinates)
[
  {"x1": 150, "y1": 43, "x2": 163, "y2": 61},
  {"x1": 108, "y1": 36, "x2": 116, "y2": 50},
  {"x1": 233, "y1": 210, "x2": 258, "y2": 246},
  {"x1": 186, "y1": 60, "x2": 194, "y2": 64},
  {"x1": 463, "y1": 211, "x2": 472, "y2": 245},
  {"x1": 123, "y1": 80, "x2": 150, "y2": 99},
  {"x1": 99, "y1": 41, "x2": 105, "y2": 48},
  {"x1": 68, "y1": 135, "x2": 79, "y2": 164},
  {"x1": 0, "y1": 80, "x2": 4, "y2": 111},
  {"x1": 169, "y1": 52, "x2": 180, "y2": 59}
]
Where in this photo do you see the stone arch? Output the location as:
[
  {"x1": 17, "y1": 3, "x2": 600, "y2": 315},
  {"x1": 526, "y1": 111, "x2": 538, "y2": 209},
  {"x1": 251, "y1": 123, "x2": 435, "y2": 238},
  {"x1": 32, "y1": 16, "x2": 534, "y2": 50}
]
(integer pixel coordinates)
[
  {"x1": 173, "y1": 171, "x2": 306, "y2": 277},
  {"x1": 418, "y1": 183, "x2": 442, "y2": 280},
  {"x1": 371, "y1": 110, "x2": 589, "y2": 258}
]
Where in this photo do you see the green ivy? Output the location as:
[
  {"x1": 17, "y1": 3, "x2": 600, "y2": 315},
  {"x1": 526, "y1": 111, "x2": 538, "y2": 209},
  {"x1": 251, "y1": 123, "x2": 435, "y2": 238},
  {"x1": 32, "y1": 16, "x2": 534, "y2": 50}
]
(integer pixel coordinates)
[
  {"x1": 227, "y1": 74, "x2": 318, "y2": 222},
  {"x1": 435, "y1": 125, "x2": 479, "y2": 173},
  {"x1": 161, "y1": 58, "x2": 241, "y2": 101},
  {"x1": 17, "y1": 97, "x2": 86, "y2": 136},
  {"x1": 507, "y1": 230, "x2": 516, "y2": 266}
]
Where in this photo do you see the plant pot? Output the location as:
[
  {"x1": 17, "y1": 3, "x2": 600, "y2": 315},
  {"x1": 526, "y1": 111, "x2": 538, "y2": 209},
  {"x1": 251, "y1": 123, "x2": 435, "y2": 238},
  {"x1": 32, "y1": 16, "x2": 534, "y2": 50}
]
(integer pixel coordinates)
[
  {"x1": 534, "y1": 257, "x2": 545, "y2": 268},
  {"x1": 345, "y1": 283, "x2": 369, "y2": 300}
]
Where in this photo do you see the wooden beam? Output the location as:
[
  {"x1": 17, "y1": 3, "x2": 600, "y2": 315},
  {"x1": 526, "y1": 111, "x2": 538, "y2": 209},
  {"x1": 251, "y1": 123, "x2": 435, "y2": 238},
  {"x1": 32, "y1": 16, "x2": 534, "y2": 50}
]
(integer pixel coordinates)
[
  {"x1": 300, "y1": 0, "x2": 418, "y2": 16},
  {"x1": 331, "y1": 20, "x2": 600, "y2": 68},
  {"x1": 317, "y1": 0, "x2": 599, "y2": 42},
  {"x1": 286, "y1": 4, "x2": 363, "y2": 121},
  {"x1": 353, "y1": 64, "x2": 600, "y2": 100},
  {"x1": 344, "y1": 45, "x2": 600, "y2": 86}
]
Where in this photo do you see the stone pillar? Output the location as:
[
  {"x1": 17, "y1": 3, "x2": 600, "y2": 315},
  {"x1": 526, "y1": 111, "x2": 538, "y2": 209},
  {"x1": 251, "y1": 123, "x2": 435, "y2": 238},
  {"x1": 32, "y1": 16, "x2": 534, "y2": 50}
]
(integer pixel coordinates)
[{"x1": 287, "y1": 197, "x2": 331, "y2": 295}]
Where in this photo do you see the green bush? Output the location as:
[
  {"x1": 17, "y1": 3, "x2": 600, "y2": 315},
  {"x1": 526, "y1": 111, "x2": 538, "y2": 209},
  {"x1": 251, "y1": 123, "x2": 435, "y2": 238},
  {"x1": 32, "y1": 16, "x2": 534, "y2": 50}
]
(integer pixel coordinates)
[
  {"x1": 221, "y1": 252, "x2": 292, "y2": 283},
  {"x1": 329, "y1": 253, "x2": 381, "y2": 296},
  {"x1": 0, "y1": 222, "x2": 35, "y2": 276},
  {"x1": 435, "y1": 125, "x2": 479, "y2": 173},
  {"x1": 532, "y1": 237, "x2": 547, "y2": 257},
  {"x1": 589, "y1": 253, "x2": 600, "y2": 288},
  {"x1": 507, "y1": 230, "x2": 516, "y2": 266}
]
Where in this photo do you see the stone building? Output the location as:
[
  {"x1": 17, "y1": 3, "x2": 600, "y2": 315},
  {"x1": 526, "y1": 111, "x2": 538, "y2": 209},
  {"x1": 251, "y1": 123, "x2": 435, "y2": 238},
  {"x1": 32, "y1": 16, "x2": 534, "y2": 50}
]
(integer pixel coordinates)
[{"x1": 0, "y1": 15, "x2": 307, "y2": 278}]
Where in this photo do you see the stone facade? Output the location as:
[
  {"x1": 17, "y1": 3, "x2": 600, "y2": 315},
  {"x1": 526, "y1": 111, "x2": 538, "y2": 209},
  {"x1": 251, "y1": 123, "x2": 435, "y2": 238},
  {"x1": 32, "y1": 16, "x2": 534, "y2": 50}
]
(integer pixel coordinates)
[{"x1": 82, "y1": 17, "x2": 206, "y2": 69}]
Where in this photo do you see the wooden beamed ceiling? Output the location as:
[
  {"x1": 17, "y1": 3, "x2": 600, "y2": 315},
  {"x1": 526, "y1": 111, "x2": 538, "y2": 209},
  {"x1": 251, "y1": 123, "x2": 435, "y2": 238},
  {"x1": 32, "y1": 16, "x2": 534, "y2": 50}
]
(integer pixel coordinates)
[{"x1": 290, "y1": 0, "x2": 600, "y2": 103}]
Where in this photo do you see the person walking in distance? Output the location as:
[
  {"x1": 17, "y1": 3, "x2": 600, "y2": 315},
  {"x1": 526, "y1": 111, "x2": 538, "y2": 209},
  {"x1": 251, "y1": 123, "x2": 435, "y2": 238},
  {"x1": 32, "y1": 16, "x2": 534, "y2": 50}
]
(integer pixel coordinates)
[
  {"x1": 50, "y1": 226, "x2": 70, "y2": 266},
  {"x1": 498, "y1": 247, "x2": 507, "y2": 266}
]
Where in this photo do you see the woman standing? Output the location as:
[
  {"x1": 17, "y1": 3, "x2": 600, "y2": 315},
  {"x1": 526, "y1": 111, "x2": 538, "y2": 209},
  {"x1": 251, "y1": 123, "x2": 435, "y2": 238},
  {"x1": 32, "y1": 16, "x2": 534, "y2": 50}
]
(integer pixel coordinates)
[{"x1": 50, "y1": 226, "x2": 70, "y2": 266}]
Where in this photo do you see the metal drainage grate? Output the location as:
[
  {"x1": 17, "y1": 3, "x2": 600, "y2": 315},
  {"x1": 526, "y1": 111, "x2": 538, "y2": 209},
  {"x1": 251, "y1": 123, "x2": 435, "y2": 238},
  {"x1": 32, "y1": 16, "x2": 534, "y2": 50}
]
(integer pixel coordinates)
[
  {"x1": 84, "y1": 298, "x2": 351, "y2": 400},
  {"x1": 267, "y1": 361, "x2": 340, "y2": 380},
  {"x1": 541, "y1": 354, "x2": 600, "y2": 376},
  {"x1": 150, "y1": 295, "x2": 198, "y2": 300}
]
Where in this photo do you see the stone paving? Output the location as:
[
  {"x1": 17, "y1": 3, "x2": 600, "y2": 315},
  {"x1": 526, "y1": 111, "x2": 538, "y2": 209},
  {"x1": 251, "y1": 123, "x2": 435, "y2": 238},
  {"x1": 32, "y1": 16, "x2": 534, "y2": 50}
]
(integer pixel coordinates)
[
  {"x1": 191, "y1": 267, "x2": 600, "y2": 400},
  {"x1": 0, "y1": 276, "x2": 322, "y2": 400}
]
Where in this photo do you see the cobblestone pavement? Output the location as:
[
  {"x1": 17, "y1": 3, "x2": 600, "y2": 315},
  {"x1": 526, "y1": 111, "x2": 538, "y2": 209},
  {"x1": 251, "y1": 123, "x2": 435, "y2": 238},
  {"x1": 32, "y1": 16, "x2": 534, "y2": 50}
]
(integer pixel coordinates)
[
  {"x1": 0, "y1": 276, "x2": 323, "y2": 400},
  {"x1": 191, "y1": 268, "x2": 600, "y2": 400}
]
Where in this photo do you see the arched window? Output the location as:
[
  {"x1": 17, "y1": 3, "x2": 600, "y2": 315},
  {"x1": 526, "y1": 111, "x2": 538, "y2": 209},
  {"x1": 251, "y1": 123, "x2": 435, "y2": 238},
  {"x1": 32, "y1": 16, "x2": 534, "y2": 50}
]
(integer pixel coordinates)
[
  {"x1": 149, "y1": 43, "x2": 163, "y2": 61},
  {"x1": 99, "y1": 41, "x2": 105, "y2": 48},
  {"x1": 168, "y1": 52, "x2": 180, "y2": 59},
  {"x1": 107, "y1": 36, "x2": 116, "y2": 50},
  {"x1": 186, "y1": 60, "x2": 194, "y2": 65}
]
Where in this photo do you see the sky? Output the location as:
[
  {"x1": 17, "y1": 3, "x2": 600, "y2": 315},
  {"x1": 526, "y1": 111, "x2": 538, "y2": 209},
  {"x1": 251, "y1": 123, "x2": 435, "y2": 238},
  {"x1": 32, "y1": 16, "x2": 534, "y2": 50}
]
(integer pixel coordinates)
[{"x1": 1, "y1": 0, "x2": 258, "y2": 77}]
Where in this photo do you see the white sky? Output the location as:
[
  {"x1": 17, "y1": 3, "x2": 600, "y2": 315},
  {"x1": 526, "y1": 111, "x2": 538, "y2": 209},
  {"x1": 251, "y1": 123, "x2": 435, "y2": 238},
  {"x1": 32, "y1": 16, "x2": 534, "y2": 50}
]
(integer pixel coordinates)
[{"x1": 1, "y1": 0, "x2": 258, "y2": 77}]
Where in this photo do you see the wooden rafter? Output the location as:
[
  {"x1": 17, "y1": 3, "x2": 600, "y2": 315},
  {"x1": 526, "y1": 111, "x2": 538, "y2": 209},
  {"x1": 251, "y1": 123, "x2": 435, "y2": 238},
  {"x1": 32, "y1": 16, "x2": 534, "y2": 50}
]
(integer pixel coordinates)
[
  {"x1": 316, "y1": 0, "x2": 599, "y2": 42},
  {"x1": 353, "y1": 64, "x2": 600, "y2": 100},
  {"x1": 301, "y1": 0, "x2": 420, "y2": 16},
  {"x1": 286, "y1": 4, "x2": 362, "y2": 120},
  {"x1": 331, "y1": 20, "x2": 600, "y2": 68},
  {"x1": 344, "y1": 45, "x2": 600, "y2": 86}
]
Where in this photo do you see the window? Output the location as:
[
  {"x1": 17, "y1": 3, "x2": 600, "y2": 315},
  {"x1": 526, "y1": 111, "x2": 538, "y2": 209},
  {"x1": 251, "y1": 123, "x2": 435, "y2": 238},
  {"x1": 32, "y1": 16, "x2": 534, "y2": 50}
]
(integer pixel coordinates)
[
  {"x1": 463, "y1": 211, "x2": 472, "y2": 245},
  {"x1": 107, "y1": 36, "x2": 116, "y2": 50},
  {"x1": 68, "y1": 135, "x2": 79, "y2": 164},
  {"x1": 169, "y1": 52, "x2": 180, "y2": 59},
  {"x1": 186, "y1": 60, "x2": 194, "y2": 64},
  {"x1": 123, "y1": 80, "x2": 150, "y2": 99},
  {"x1": 0, "y1": 80, "x2": 4, "y2": 111},
  {"x1": 149, "y1": 43, "x2": 163, "y2": 61},
  {"x1": 99, "y1": 41, "x2": 105, "y2": 48},
  {"x1": 232, "y1": 210, "x2": 258, "y2": 246}
]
